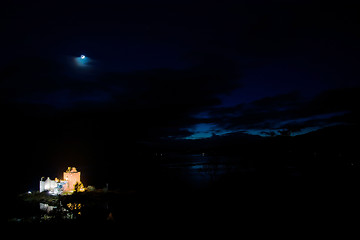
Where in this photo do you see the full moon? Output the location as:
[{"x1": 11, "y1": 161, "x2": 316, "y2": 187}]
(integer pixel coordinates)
[{"x1": 81, "y1": 55, "x2": 85, "y2": 59}]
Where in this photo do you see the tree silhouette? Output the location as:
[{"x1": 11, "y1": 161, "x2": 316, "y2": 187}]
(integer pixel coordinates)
[{"x1": 73, "y1": 182, "x2": 84, "y2": 193}]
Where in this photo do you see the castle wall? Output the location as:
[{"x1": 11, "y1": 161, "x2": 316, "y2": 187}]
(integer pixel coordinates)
[
  {"x1": 63, "y1": 169, "x2": 81, "y2": 192},
  {"x1": 40, "y1": 177, "x2": 58, "y2": 192},
  {"x1": 40, "y1": 180, "x2": 45, "y2": 192},
  {"x1": 44, "y1": 177, "x2": 51, "y2": 191},
  {"x1": 39, "y1": 167, "x2": 81, "y2": 193},
  {"x1": 50, "y1": 180, "x2": 57, "y2": 189}
]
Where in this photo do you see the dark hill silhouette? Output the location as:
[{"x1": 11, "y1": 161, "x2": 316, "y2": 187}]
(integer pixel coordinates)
[
  {"x1": 142, "y1": 124, "x2": 359, "y2": 181},
  {"x1": 143, "y1": 124, "x2": 358, "y2": 155}
]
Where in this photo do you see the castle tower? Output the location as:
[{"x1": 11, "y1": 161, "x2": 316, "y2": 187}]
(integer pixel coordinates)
[
  {"x1": 40, "y1": 177, "x2": 45, "y2": 192},
  {"x1": 63, "y1": 167, "x2": 81, "y2": 192},
  {"x1": 44, "y1": 177, "x2": 52, "y2": 191}
]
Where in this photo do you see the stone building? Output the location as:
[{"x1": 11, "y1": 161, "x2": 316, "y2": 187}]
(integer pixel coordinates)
[
  {"x1": 39, "y1": 167, "x2": 82, "y2": 194},
  {"x1": 63, "y1": 167, "x2": 81, "y2": 192},
  {"x1": 39, "y1": 177, "x2": 57, "y2": 193}
]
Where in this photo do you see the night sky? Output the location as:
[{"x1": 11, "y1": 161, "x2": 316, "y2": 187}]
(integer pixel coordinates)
[{"x1": 2, "y1": 1, "x2": 360, "y2": 169}]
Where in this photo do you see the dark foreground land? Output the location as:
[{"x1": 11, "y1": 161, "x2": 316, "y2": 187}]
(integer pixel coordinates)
[
  {"x1": 8, "y1": 175, "x2": 360, "y2": 227},
  {"x1": 7, "y1": 125, "x2": 360, "y2": 227}
]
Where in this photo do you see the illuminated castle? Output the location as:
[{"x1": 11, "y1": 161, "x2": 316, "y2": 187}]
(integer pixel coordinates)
[
  {"x1": 63, "y1": 167, "x2": 81, "y2": 192},
  {"x1": 40, "y1": 167, "x2": 83, "y2": 194}
]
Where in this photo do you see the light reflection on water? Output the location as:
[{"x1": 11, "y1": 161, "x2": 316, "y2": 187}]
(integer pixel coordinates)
[
  {"x1": 39, "y1": 203, "x2": 56, "y2": 213},
  {"x1": 39, "y1": 202, "x2": 82, "y2": 221},
  {"x1": 160, "y1": 154, "x2": 253, "y2": 188}
]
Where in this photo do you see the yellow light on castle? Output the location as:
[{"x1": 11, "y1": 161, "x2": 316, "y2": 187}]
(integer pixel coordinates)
[
  {"x1": 63, "y1": 167, "x2": 81, "y2": 192},
  {"x1": 39, "y1": 166, "x2": 85, "y2": 194}
]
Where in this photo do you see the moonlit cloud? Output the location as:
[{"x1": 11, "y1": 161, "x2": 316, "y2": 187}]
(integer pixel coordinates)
[{"x1": 74, "y1": 55, "x2": 91, "y2": 67}]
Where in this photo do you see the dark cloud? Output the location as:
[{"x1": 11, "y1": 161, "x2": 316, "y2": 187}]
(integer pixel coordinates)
[
  {"x1": 0, "y1": 53, "x2": 241, "y2": 141},
  {"x1": 206, "y1": 92, "x2": 302, "y2": 130},
  {"x1": 251, "y1": 92, "x2": 301, "y2": 110},
  {"x1": 302, "y1": 88, "x2": 360, "y2": 116},
  {"x1": 205, "y1": 88, "x2": 360, "y2": 134},
  {"x1": 1, "y1": 1, "x2": 359, "y2": 142}
]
